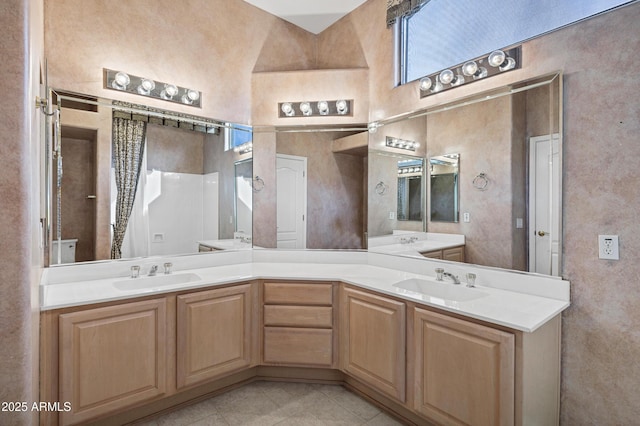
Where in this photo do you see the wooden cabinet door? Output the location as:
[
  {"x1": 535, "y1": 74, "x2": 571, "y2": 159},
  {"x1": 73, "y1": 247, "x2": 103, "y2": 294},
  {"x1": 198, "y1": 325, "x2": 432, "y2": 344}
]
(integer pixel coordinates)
[
  {"x1": 413, "y1": 308, "x2": 515, "y2": 426},
  {"x1": 340, "y1": 286, "x2": 406, "y2": 402},
  {"x1": 443, "y1": 246, "x2": 465, "y2": 262},
  {"x1": 59, "y1": 298, "x2": 168, "y2": 425},
  {"x1": 176, "y1": 284, "x2": 253, "y2": 389}
]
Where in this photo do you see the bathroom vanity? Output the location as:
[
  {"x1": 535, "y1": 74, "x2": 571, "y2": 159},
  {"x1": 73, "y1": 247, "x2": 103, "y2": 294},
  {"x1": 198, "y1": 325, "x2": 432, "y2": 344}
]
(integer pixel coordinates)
[{"x1": 40, "y1": 250, "x2": 569, "y2": 426}]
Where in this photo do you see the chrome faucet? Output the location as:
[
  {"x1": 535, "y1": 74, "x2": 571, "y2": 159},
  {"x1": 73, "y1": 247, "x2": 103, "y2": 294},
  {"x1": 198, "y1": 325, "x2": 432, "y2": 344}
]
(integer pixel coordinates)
[
  {"x1": 443, "y1": 272, "x2": 460, "y2": 285},
  {"x1": 148, "y1": 265, "x2": 158, "y2": 276}
]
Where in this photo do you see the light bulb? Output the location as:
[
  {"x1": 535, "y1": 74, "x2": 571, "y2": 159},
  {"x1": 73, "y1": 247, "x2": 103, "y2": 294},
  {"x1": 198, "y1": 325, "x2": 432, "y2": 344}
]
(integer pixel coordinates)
[
  {"x1": 499, "y1": 57, "x2": 516, "y2": 71},
  {"x1": 419, "y1": 77, "x2": 432, "y2": 91},
  {"x1": 450, "y1": 74, "x2": 465, "y2": 87},
  {"x1": 300, "y1": 102, "x2": 312, "y2": 116},
  {"x1": 317, "y1": 100, "x2": 329, "y2": 115},
  {"x1": 281, "y1": 102, "x2": 294, "y2": 116},
  {"x1": 462, "y1": 61, "x2": 478, "y2": 77},
  {"x1": 488, "y1": 50, "x2": 506, "y2": 67},
  {"x1": 112, "y1": 72, "x2": 130, "y2": 90},
  {"x1": 161, "y1": 84, "x2": 178, "y2": 100},
  {"x1": 439, "y1": 69, "x2": 454, "y2": 85},
  {"x1": 137, "y1": 78, "x2": 155, "y2": 95},
  {"x1": 473, "y1": 67, "x2": 488, "y2": 79},
  {"x1": 187, "y1": 89, "x2": 199, "y2": 101},
  {"x1": 336, "y1": 100, "x2": 348, "y2": 115},
  {"x1": 431, "y1": 78, "x2": 444, "y2": 93}
]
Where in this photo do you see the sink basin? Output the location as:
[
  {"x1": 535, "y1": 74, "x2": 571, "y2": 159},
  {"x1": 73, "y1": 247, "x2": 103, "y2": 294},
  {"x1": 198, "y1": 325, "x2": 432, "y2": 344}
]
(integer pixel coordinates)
[
  {"x1": 393, "y1": 278, "x2": 488, "y2": 302},
  {"x1": 114, "y1": 273, "x2": 202, "y2": 291}
]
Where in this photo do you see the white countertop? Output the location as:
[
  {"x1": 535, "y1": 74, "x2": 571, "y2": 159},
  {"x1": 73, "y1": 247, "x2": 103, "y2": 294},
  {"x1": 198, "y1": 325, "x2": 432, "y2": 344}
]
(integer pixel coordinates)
[
  {"x1": 368, "y1": 232, "x2": 465, "y2": 257},
  {"x1": 40, "y1": 249, "x2": 570, "y2": 333},
  {"x1": 198, "y1": 239, "x2": 254, "y2": 250}
]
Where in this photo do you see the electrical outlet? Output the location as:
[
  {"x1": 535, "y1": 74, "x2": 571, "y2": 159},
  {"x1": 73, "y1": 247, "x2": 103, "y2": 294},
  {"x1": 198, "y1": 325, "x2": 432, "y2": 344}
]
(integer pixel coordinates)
[
  {"x1": 463, "y1": 212, "x2": 470, "y2": 223},
  {"x1": 598, "y1": 235, "x2": 619, "y2": 260}
]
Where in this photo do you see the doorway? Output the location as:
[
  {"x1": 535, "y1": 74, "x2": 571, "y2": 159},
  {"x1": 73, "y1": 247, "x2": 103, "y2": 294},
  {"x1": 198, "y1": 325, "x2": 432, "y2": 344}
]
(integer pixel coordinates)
[
  {"x1": 529, "y1": 134, "x2": 560, "y2": 275},
  {"x1": 276, "y1": 154, "x2": 307, "y2": 248}
]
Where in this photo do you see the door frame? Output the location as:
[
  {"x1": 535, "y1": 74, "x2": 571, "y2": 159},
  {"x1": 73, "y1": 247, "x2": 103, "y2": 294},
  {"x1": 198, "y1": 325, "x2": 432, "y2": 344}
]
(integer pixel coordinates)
[
  {"x1": 528, "y1": 133, "x2": 561, "y2": 275},
  {"x1": 276, "y1": 153, "x2": 307, "y2": 249}
]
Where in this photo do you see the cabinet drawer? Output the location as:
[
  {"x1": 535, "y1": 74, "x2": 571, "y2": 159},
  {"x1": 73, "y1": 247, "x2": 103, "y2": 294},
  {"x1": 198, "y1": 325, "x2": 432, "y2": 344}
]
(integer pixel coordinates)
[
  {"x1": 264, "y1": 282, "x2": 333, "y2": 305},
  {"x1": 263, "y1": 327, "x2": 333, "y2": 366},
  {"x1": 264, "y1": 305, "x2": 332, "y2": 328}
]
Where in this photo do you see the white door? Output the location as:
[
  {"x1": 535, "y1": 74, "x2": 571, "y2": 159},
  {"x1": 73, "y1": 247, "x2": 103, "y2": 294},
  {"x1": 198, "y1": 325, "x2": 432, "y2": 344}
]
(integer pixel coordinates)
[
  {"x1": 529, "y1": 134, "x2": 560, "y2": 275},
  {"x1": 276, "y1": 154, "x2": 307, "y2": 249}
]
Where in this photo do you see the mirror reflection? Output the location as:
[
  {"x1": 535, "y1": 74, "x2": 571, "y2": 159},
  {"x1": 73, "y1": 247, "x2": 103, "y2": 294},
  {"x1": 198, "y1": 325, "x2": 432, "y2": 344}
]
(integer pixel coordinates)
[
  {"x1": 50, "y1": 93, "x2": 252, "y2": 264},
  {"x1": 368, "y1": 74, "x2": 562, "y2": 276},
  {"x1": 274, "y1": 130, "x2": 366, "y2": 249},
  {"x1": 429, "y1": 154, "x2": 459, "y2": 223},
  {"x1": 397, "y1": 158, "x2": 424, "y2": 222}
]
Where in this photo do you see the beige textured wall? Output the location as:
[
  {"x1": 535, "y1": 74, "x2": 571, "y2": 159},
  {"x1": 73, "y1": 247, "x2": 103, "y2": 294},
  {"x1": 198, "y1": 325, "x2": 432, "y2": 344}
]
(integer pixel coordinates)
[
  {"x1": 146, "y1": 124, "x2": 204, "y2": 174},
  {"x1": 55, "y1": 137, "x2": 96, "y2": 262},
  {"x1": 427, "y1": 96, "x2": 520, "y2": 269},
  {"x1": 44, "y1": 0, "x2": 319, "y2": 124},
  {"x1": 277, "y1": 132, "x2": 364, "y2": 249},
  {"x1": 0, "y1": 0, "x2": 43, "y2": 424}
]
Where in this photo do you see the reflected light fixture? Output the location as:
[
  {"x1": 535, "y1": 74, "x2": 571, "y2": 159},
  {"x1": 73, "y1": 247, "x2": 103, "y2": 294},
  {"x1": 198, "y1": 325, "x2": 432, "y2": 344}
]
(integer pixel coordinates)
[
  {"x1": 278, "y1": 99, "x2": 353, "y2": 118},
  {"x1": 104, "y1": 69, "x2": 202, "y2": 108},
  {"x1": 386, "y1": 136, "x2": 418, "y2": 152},
  {"x1": 418, "y1": 46, "x2": 520, "y2": 98},
  {"x1": 281, "y1": 102, "x2": 294, "y2": 116}
]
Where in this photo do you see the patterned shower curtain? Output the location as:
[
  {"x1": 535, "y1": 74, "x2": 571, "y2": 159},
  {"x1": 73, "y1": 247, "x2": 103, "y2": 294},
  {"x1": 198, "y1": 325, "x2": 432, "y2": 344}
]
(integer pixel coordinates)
[
  {"x1": 386, "y1": 0, "x2": 430, "y2": 27},
  {"x1": 111, "y1": 117, "x2": 147, "y2": 259}
]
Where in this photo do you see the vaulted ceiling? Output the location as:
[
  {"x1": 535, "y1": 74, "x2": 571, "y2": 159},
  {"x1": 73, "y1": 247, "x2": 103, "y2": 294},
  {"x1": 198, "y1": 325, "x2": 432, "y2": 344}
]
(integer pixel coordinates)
[{"x1": 243, "y1": 0, "x2": 368, "y2": 34}]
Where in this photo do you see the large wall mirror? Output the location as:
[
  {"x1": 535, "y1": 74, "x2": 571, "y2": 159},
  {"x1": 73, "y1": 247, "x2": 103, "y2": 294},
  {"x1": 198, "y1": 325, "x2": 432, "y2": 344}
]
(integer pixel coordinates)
[
  {"x1": 47, "y1": 91, "x2": 253, "y2": 265},
  {"x1": 367, "y1": 73, "x2": 563, "y2": 276},
  {"x1": 46, "y1": 72, "x2": 562, "y2": 279}
]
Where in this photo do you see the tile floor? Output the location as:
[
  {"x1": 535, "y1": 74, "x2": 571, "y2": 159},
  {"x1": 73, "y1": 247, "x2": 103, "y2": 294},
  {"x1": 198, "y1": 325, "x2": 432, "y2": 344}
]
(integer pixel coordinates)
[{"x1": 133, "y1": 381, "x2": 407, "y2": 426}]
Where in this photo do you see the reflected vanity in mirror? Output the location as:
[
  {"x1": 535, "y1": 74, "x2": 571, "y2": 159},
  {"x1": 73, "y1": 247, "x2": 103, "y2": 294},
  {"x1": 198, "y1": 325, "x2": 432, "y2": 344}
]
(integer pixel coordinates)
[
  {"x1": 429, "y1": 154, "x2": 459, "y2": 223},
  {"x1": 47, "y1": 91, "x2": 253, "y2": 265}
]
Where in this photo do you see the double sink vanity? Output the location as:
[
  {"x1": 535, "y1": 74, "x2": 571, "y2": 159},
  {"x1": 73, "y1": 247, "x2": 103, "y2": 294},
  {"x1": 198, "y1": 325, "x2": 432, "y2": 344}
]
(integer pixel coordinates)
[{"x1": 40, "y1": 249, "x2": 569, "y2": 426}]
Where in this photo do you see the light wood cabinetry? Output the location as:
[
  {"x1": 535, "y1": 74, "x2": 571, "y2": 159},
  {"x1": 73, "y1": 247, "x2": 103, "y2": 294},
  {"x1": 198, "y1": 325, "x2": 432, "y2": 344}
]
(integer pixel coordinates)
[
  {"x1": 263, "y1": 281, "x2": 336, "y2": 367},
  {"x1": 421, "y1": 244, "x2": 465, "y2": 262},
  {"x1": 58, "y1": 298, "x2": 168, "y2": 425},
  {"x1": 42, "y1": 277, "x2": 560, "y2": 426},
  {"x1": 412, "y1": 307, "x2": 515, "y2": 426},
  {"x1": 340, "y1": 286, "x2": 406, "y2": 402},
  {"x1": 176, "y1": 284, "x2": 255, "y2": 389}
]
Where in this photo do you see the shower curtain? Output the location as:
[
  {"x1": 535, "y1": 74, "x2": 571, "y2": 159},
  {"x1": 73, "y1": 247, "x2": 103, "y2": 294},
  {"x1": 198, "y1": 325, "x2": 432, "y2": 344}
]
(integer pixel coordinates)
[{"x1": 111, "y1": 117, "x2": 147, "y2": 259}]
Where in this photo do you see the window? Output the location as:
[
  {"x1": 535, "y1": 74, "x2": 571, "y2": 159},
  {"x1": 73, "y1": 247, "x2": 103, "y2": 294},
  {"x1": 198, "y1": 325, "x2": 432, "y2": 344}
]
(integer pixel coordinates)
[
  {"x1": 399, "y1": 0, "x2": 633, "y2": 84},
  {"x1": 224, "y1": 124, "x2": 252, "y2": 151}
]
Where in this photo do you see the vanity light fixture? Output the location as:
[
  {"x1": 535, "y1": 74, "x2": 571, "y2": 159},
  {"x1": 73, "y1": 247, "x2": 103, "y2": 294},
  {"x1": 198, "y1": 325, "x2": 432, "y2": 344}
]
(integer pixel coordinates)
[
  {"x1": 386, "y1": 136, "x2": 418, "y2": 152},
  {"x1": 104, "y1": 69, "x2": 202, "y2": 108},
  {"x1": 418, "y1": 46, "x2": 521, "y2": 98},
  {"x1": 277, "y1": 99, "x2": 353, "y2": 118}
]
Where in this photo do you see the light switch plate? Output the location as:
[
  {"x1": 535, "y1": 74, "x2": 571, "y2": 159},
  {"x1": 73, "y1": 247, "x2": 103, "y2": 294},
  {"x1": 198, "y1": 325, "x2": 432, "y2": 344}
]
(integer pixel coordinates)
[{"x1": 598, "y1": 235, "x2": 619, "y2": 260}]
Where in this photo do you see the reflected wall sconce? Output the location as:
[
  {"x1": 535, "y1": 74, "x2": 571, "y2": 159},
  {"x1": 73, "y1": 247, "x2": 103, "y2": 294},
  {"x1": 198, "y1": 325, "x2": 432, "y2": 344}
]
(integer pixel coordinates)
[
  {"x1": 105, "y1": 69, "x2": 202, "y2": 108},
  {"x1": 278, "y1": 99, "x2": 352, "y2": 118},
  {"x1": 419, "y1": 46, "x2": 520, "y2": 99},
  {"x1": 386, "y1": 136, "x2": 418, "y2": 152}
]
